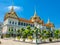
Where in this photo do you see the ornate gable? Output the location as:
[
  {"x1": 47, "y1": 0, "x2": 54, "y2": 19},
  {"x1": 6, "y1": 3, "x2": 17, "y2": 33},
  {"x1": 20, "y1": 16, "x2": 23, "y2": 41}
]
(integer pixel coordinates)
[
  {"x1": 30, "y1": 9, "x2": 42, "y2": 23},
  {"x1": 4, "y1": 6, "x2": 19, "y2": 20}
]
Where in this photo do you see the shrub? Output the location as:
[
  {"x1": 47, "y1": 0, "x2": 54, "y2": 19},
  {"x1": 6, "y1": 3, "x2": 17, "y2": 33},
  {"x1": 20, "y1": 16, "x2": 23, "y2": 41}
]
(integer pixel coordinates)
[
  {"x1": 6, "y1": 34, "x2": 10, "y2": 38},
  {"x1": 28, "y1": 36, "x2": 33, "y2": 40},
  {"x1": 17, "y1": 36, "x2": 20, "y2": 40},
  {"x1": 49, "y1": 38, "x2": 52, "y2": 42}
]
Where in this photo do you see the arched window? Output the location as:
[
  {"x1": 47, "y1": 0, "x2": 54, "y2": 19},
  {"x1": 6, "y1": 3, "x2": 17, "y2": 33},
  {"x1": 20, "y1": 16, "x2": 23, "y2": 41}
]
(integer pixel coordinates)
[
  {"x1": 12, "y1": 21, "x2": 14, "y2": 24},
  {"x1": 21, "y1": 22, "x2": 23, "y2": 25},
  {"x1": 15, "y1": 22, "x2": 17, "y2": 25},
  {"x1": 11, "y1": 29, "x2": 13, "y2": 31},
  {"x1": 26, "y1": 23, "x2": 28, "y2": 26},
  {"x1": 33, "y1": 25, "x2": 34, "y2": 27},
  {"x1": 9, "y1": 21, "x2": 11, "y2": 24},
  {"x1": 31, "y1": 24, "x2": 32, "y2": 27},
  {"x1": 9, "y1": 28, "x2": 10, "y2": 31},
  {"x1": 18, "y1": 22, "x2": 20, "y2": 25},
  {"x1": 24, "y1": 23, "x2": 25, "y2": 26}
]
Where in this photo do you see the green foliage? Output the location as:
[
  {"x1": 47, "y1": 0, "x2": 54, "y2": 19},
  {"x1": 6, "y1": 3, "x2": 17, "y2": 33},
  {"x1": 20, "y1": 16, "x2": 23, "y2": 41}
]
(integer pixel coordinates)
[
  {"x1": 27, "y1": 25, "x2": 31, "y2": 30},
  {"x1": 54, "y1": 30, "x2": 60, "y2": 39},
  {"x1": 5, "y1": 34, "x2": 10, "y2": 38},
  {"x1": 42, "y1": 30, "x2": 47, "y2": 33},
  {"x1": 21, "y1": 28, "x2": 25, "y2": 31},
  {"x1": 7, "y1": 25, "x2": 60, "y2": 41},
  {"x1": 17, "y1": 36, "x2": 20, "y2": 40},
  {"x1": 22, "y1": 31, "x2": 27, "y2": 38},
  {"x1": 42, "y1": 30, "x2": 47, "y2": 39},
  {"x1": 49, "y1": 38, "x2": 52, "y2": 42},
  {"x1": 17, "y1": 30, "x2": 20, "y2": 33},
  {"x1": 28, "y1": 36, "x2": 33, "y2": 40}
]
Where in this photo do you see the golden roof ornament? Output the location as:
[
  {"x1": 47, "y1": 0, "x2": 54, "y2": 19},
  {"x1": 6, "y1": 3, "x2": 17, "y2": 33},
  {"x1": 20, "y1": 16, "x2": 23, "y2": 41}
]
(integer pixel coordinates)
[
  {"x1": 34, "y1": 9, "x2": 38, "y2": 17},
  {"x1": 10, "y1": 0, "x2": 14, "y2": 12},
  {"x1": 4, "y1": 0, "x2": 19, "y2": 21},
  {"x1": 10, "y1": 6, "x2": 14, "y2": 12},
  {"x1": 46, "y1": 18, "x2": 54, "y2": 27},
  {"x1": 47, "y1": 18, "x2": 50, "y2": 23}
]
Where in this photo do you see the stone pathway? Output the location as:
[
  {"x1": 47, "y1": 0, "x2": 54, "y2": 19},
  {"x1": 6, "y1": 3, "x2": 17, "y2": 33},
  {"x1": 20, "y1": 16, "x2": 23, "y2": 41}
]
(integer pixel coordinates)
[{"x1": 0, "y1": 39, "x2": 60, "y2": 45}]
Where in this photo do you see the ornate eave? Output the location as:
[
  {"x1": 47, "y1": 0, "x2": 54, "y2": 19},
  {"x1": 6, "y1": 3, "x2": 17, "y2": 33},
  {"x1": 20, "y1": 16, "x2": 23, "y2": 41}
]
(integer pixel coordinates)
[
  {"x1": 45, "y1": 23, "x2": 54, "y2": 27},
  {"x1": 18, "y1": 18, "x2": 34, "y2": 24}
]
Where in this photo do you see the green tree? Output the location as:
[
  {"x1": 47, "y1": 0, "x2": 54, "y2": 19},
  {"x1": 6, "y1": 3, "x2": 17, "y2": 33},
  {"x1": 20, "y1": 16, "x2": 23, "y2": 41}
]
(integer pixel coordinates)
[
  {"x1": 17, "y1": 30, "x2": 20, "y2": 36},
  {"x1": 54, "y1": 30, "x2": 60, "y2": 39},
  {"x1": 42, "y1": 30, "x2": 47, "y2": 40},
  {"x1": 20, "y1": 28, "x2": 25, "y2": 38}
]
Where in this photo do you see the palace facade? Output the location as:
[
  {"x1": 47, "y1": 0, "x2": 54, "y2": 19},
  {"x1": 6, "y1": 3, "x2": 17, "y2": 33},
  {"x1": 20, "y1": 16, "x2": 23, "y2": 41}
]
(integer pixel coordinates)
[{"x1": 2, "y1": 6, "x2": 55, "y2": 34}]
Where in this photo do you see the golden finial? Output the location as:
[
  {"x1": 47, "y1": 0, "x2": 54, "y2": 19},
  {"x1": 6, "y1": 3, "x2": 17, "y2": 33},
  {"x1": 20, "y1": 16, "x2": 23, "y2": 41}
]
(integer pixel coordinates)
[
  {"x1": 10, "y1": 0, "x2": 14, "y2": 12},
  {"x1": 47, "y1": 18, "x2": 50, "y2": 23},
  {"x1": 34, "y1": 6, "x2": 37, "y2": 17}
]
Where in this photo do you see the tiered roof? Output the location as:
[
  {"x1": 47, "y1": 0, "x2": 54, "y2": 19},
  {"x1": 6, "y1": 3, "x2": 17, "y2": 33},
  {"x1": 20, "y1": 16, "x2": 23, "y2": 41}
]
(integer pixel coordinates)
[
  {"x1": 4, "y1": 6, "x2": 19, "y2": 20},
  {"x1": 45, "y1": 19, "x2": 54, "y2": 27}
]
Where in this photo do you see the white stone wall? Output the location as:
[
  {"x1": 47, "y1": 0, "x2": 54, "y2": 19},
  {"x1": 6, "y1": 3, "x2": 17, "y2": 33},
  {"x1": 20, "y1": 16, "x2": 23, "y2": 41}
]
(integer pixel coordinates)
[
  {"x1": 2, "y1": 18, "x2": 19, "y2": 34},
  {"x1": 8, "y1": 18, "x2": 18, "y2": 26},
  {"x1": 2, "y1": 26, "x2": 8, "y2": 34},
  {"x1": 3, "y1": 19, "x2": 9, "y2": 25}
]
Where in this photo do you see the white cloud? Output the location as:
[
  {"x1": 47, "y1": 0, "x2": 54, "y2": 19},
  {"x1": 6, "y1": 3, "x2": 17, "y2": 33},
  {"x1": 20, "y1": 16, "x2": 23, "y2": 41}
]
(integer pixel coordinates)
[{"x1": 7, "y1": 6, "x2": 23, "y2": 11}]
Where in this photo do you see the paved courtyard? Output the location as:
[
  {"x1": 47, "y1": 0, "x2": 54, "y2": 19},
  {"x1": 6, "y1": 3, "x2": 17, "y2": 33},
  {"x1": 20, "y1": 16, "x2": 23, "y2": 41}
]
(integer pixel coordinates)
[{"x1": 0, "y1": 38, "x2": 60, "y2": 45}]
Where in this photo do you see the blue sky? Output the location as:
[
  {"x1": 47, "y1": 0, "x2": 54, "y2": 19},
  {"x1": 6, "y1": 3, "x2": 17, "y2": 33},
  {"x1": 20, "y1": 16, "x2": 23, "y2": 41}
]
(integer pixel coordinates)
[{"x1": 0, "y1": 0, "x2": 60, "y2": 28}]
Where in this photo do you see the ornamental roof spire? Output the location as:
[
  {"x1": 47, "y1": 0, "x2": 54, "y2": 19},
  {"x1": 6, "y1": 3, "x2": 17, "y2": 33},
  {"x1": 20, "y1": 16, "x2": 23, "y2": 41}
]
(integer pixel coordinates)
[
  {"x1": 10, "y1": 0, "x2": 14, "y2": 12},
  {"x1": 47, "y1": 18, "x2": 50, "y2": 23},
  {"x1": 34, "y1": 8, "x2": 37, "y2": 16},
  {"x1": 34, "y1": 8, "x2": 38, "y2": 17},
  {"x1": 11, "y1": 6, "x2": 14, "y2": 12}
]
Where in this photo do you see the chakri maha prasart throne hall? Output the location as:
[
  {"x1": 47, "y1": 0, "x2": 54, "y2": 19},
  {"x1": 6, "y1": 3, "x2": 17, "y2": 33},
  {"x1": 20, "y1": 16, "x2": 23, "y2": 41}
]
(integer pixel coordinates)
[{"x1": 2, "y1": 6, "x2": 55, "y2": 34}]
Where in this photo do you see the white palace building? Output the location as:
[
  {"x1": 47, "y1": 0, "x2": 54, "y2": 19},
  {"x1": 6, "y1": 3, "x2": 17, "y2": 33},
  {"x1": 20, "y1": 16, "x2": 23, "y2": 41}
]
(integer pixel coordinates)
[{"x1": 2, "y1": 6, "x2": 55, "y2": 34}]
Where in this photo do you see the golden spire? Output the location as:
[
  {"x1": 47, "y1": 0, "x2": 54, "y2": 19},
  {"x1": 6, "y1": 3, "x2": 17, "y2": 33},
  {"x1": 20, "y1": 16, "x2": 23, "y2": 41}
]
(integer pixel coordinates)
[
  {"x1": 10, "y1": 0, "x2": 14, "y2": 12},
  {"x1": 34, "y1": 8, "x2": 37, "y2": 17},
  {"x1": 47, "y1": 18, "x2": 50, "y2": 23},
  {"x1": 11, "y1": 6, "x2": 14, "y2": 12}
]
